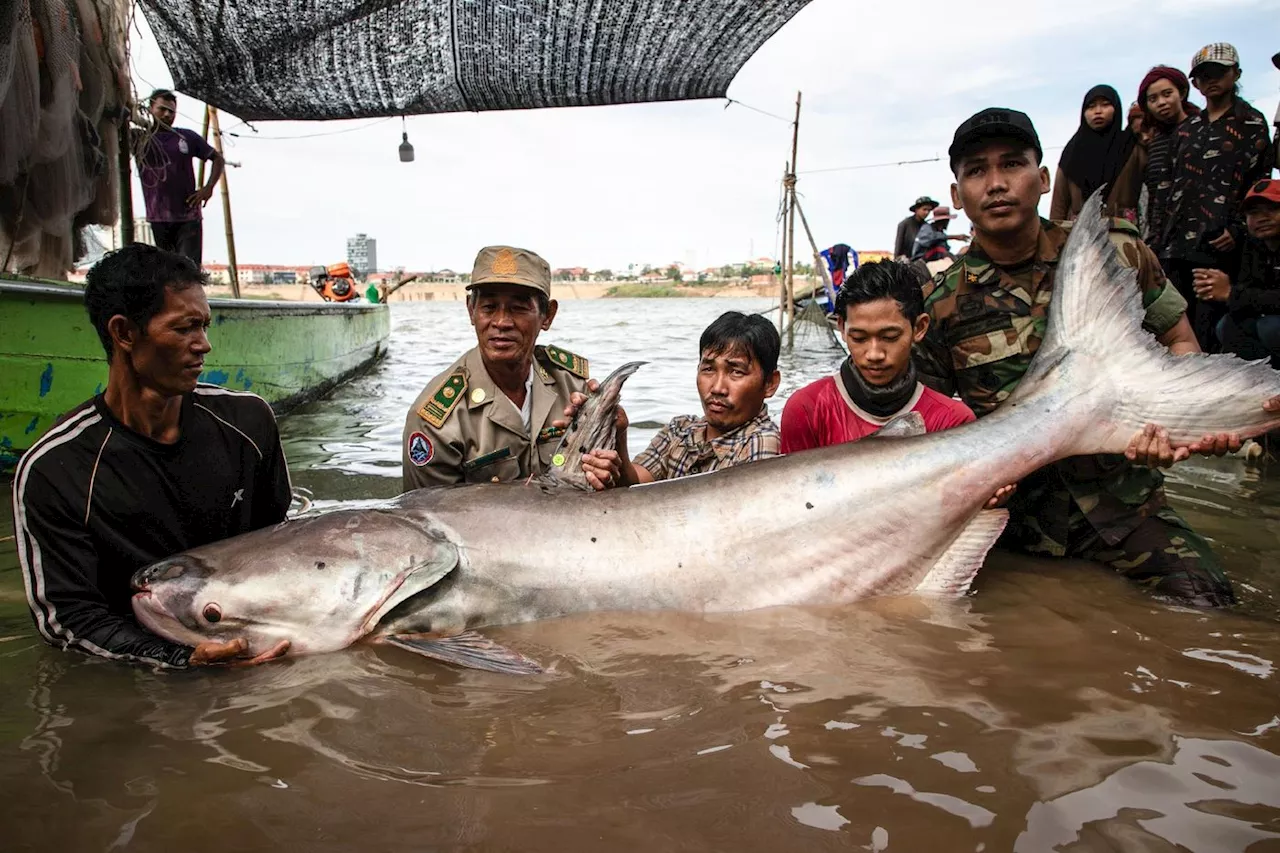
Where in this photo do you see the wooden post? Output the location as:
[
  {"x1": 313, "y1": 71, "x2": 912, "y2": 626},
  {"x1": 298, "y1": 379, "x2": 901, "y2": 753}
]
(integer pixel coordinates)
[
  {"x1": 208, "y1": 108, "x2": 240, "y2": 298},
  {"x1": 116, "y1": 117, "x2": 134, "y2": 246},
  {"x1": 793, "y1": 197, "x2": 834, "y2": 301},
  {"x1": 777, "y1": 162, "x2": 788, "y2": 332},
  {"x1": 196, "y1": 105, "x2": 211, "y2": 188},
  {"x1": 785, "y1": 91, "x2": 801, "y2": 348}
]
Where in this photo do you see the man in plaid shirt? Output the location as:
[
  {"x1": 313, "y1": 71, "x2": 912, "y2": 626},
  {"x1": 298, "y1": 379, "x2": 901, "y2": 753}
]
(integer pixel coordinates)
[{"x1": 588, "y1": 311, "x2": 781, "y2": 486}]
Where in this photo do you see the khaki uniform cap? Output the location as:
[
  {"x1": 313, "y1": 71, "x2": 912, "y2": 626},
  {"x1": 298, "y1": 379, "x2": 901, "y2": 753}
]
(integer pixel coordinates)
[{"x1": 467, "y1": 245, "x2": 552, "y2": 299}]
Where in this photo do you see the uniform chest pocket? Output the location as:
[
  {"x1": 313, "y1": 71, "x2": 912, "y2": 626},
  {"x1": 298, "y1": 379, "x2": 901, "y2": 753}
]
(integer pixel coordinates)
[
  {"x1": 462, "y1": 447, "x2": 521, "y2": 484},
  {"x1": 945, "y1": 313, "x2": 1040, "y2": 372}
]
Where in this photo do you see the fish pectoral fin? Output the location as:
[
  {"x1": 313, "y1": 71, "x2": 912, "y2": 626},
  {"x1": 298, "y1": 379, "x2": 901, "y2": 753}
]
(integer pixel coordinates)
[
  {"x1": 870, "y1": 411, "x2": 927, "y2": 439},
  {"x1": 915, "y1": 509, "x2": 1009, "y2": 595},
  {"x1": 383, "y1": 631, "x2": 544, "y2": 675}
]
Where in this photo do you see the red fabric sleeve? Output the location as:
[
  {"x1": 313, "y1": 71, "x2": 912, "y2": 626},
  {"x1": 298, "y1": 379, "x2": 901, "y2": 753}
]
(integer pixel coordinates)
[{"x1": 779, "y1": 387, "x2": 820, "y2": 454}]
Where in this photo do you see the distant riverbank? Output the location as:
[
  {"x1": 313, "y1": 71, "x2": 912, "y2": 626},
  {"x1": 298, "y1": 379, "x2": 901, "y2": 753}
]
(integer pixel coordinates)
[{"x1": 204, "y1": 279, "x2": 788, "y2": 302}]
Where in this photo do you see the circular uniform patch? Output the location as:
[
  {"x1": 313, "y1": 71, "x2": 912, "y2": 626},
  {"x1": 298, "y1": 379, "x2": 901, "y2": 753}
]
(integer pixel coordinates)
[{"x1": 407, "y1": 431, "x2": 434, "y2": 466}]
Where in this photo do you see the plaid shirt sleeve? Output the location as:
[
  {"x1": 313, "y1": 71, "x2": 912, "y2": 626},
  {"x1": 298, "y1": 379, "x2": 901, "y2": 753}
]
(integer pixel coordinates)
[{"x1": 633, "y1": 423, "x2": 677, "y2": 481}]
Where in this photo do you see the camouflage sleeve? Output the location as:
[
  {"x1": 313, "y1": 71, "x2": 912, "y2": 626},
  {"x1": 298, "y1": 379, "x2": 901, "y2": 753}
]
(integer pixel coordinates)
[
  {"x1": 1129, "y1": 236, "x2": 1187, "y2": 336},
  {"x1": 914, "y1": 333, "x2": 956, "y2": 398},
  {"x1": 915, "y1": 273, "x2": 958, "y2": 397}
]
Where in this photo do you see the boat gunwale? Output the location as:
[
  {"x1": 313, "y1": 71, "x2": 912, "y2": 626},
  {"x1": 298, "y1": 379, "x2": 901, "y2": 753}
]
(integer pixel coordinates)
[{"x1": 0, "y1": 279, "x2": 387, "y2": 315}]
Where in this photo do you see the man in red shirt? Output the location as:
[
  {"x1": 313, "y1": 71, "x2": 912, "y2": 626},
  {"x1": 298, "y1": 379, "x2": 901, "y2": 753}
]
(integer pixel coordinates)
[{"x1": 781, "y1": 260, "x2": 976, "y2": 450}]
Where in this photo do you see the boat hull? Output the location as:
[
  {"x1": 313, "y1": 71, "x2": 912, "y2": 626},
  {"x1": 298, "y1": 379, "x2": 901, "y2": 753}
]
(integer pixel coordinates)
[{"x1": 0, "y1": 278, "x2": 390, "y2": 472}]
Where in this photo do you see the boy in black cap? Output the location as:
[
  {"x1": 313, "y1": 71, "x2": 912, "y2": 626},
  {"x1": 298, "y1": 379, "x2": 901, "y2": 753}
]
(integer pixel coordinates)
[
  {"x1": 912, "y1": 106, "x2": 1280, "y2": 608},
  {"x1": 894, "y1": 195, "x2": 939, "y2": 260}
]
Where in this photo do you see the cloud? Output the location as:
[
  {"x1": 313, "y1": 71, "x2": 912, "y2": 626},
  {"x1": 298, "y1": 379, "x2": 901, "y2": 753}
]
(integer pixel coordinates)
[{"x1": 126, "y1": 0, "x2": 1278, "y2": 271}]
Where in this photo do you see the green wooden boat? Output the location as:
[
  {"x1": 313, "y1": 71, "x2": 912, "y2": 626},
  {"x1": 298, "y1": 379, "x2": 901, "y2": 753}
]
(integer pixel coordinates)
[{"x1": 1, "y1": 275, "x2": 390, "y2": 472}]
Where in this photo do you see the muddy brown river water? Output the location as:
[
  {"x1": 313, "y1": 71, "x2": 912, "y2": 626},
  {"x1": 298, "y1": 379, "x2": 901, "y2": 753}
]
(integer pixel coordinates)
[{"x1": 2, "y1": 299, "x2": 1278, "y2": 851}]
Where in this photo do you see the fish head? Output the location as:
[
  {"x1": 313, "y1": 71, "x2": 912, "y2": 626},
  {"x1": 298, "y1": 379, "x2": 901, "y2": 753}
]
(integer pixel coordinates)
[{"x1": 131, "y1": 509, "x2": 463, "y2": 656}]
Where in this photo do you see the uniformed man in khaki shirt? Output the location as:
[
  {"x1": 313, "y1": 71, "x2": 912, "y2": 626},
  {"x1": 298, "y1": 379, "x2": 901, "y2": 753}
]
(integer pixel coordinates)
[{"x1": 402, "y1": 245, "x2": 606, "y2": 490}]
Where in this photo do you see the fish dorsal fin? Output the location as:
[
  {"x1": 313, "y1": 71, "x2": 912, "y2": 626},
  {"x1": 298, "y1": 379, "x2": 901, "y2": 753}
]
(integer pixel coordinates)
[
  {"x1": 915, "y1": 509, "x2": 1008, "y2": 595},
  {"x1": 871, "y1": 411, "x2": 927, "y2": 439},
  {"x1": 541, "y1": 361, "x2": 646, "y2": 490}
]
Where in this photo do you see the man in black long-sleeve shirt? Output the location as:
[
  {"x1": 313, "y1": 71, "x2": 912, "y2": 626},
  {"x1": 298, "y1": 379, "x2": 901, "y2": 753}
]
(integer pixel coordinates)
[
  {"x1": 12, "y1": 244, "x2": 292, "y2": 668},
  {"x1": 1211, "y1": 181, "x2": 1280, "y2": 366}
]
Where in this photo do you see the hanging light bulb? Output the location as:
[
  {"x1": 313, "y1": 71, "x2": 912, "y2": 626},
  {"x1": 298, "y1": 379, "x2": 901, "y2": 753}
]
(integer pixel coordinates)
[{"x1": 398, "y1": 116, "x2": 414, "y2": 163}]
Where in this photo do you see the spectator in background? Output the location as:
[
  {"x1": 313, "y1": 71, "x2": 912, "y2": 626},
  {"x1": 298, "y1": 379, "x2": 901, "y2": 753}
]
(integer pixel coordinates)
[
  {"x1": 1158, "y1": 43, "x2": 1272, "y2": 351},
  {"x1": 894, "y1": 196, "x2": 938, "y2": 260},
  {"x1": 1137, "y1": 66, "x2": 1200, "y2": 247},
  {"x1": 1272, "y1": 52, "x2": 1280, "y2": 171},
  {"x1": 1212, "y1": 180, "x2": 1280, "y2": 366},
  {"x1": 1050, "y1": 85, "x2": 1141, "y2": 223},
  {"x1": 911, "y1": 205, "x2": 968, "y2": 264}
]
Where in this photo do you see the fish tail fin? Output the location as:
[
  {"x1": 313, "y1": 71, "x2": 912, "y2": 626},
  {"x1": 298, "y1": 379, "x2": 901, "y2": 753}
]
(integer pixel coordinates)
[{"x1": 1009, "y1": 191, "x2": 1280, "y2": 455}]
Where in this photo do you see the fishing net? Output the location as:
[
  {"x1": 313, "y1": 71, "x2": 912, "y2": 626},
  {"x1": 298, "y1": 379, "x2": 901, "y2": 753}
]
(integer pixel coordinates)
[
  {"x1": 0, "y1": 0, "x2": 128, "y2": 278},
  {"x1": 136, "y1": 0, "x2": 812, "y2": 121},
  {"x1": 788, "y1": 291, "x2": 842, "y2": 350}
]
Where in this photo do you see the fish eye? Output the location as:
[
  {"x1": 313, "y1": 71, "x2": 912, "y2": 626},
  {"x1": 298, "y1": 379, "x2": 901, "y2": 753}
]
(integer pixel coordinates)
[{"x1": 202, "y1": 603, "x2": 222, "y2": 623}]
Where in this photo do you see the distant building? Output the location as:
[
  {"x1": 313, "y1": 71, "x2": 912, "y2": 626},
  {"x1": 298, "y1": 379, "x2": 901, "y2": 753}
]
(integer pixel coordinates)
[
  {"x1": 346, "y1": 233, "x2": 377, "y2": 277},
  {"x1": 106, "y1": 219, "x2": 153, "y2": 251}
]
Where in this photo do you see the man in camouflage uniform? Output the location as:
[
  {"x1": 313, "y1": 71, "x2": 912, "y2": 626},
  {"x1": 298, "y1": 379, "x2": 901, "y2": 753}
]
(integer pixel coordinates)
[
  {"x1": 914, "y1": 107, "x2": 1260, "y2": 607},
  {"x1": 402, "y1": 245, "x2": 610, "y2": 489}
]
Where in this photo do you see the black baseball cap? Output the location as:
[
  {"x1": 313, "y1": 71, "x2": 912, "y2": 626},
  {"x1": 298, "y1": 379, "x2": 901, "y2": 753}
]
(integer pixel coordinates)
[{"x1": 948, "y1": 108, "x2": 1043, "y2": 171}]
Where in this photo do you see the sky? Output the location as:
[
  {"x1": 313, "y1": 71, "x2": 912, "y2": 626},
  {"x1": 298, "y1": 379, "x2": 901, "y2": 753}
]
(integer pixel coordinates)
[{"x1": 126, "y1": 0, "x2": 1280, "y2": 273}]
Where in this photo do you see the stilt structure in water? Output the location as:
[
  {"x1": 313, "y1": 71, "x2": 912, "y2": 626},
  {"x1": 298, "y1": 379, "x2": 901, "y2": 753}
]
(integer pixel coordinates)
[{"x1": 776, "y1": 91, "x2": 842, "y2": 351}]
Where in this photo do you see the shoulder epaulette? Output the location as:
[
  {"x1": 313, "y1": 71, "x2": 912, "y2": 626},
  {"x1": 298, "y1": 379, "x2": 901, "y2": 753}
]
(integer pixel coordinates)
[
  {"x1": 543, "y1": 344, "x2": 589, "y2": 379},
  {"x1": 417, "y1": 367, "x2": 467, "y2": 428}
]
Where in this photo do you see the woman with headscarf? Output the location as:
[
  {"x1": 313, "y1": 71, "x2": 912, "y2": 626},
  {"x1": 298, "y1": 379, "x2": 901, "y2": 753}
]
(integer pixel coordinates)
[
  {"x1": 1049, "y1": 84, "x2": 1142, "y2": 223},
  {"x1": 1135, "y1": 66, "x2": 1200, "y2": 251}
]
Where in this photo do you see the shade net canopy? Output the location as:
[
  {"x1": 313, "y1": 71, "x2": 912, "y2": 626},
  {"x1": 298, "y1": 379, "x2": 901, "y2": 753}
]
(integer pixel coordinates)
[{"x1": 137, "y1": 0, "x2": 813, "y2": 122}]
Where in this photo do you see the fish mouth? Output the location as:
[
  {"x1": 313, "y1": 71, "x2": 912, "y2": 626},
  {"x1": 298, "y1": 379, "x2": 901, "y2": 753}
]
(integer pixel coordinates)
[{"x1": 131, "y1": 590, "x2": 210, "y2": 648}]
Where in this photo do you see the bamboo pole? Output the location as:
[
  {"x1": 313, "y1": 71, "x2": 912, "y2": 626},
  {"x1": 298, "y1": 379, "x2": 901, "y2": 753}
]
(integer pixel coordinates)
[
  {"x1": 208, "y1": 107, "x2": 240, "y2": 298},
  {"x1": 785, "y1": 91, "x2": 801, "y2": 348},
  {"x1": 777, "y1": 161, "x2": 788, "y2": 332},
  {"x1": 196, "y1": 106, "x2": 211, "y2": 188},
  {"x1": 116, "y1": 118, "x2": 134, "y2": 246},
  {"x1": 793, "y1": 197, "x2": 834, "y2": 299}
]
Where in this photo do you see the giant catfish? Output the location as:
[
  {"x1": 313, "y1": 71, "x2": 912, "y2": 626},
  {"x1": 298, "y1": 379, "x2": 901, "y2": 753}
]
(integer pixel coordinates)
[{"x1": 132, "y1": 196, "x2": 1280, "y2": 673}]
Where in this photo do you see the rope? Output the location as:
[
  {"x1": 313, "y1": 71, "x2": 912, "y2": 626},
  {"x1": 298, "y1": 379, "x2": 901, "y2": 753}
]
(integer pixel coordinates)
[
  {"x1": 723, "y1": 98, "x2": 792, "y2": 124},
  {"x1": 222, "y1": 116, "x2": 396, "y2": 141}
]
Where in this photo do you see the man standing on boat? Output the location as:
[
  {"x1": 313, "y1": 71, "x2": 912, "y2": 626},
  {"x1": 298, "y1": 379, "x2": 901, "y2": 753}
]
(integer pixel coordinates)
[
  {"x1": 913, "y1": 106, "x2": 1279, "y2": 607},
  {"x1": 12, "y1": 244, "x2": 291, "y2": 667},
  {"x1": 894, "y1": 196, "x2": 938, "y2": 261},
  {"x1": 403, "y1": 246, "x2": 617, "y2": 489},
  {"x1": 133, "y1": 89, "x2": 224, "y2": 264}
]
